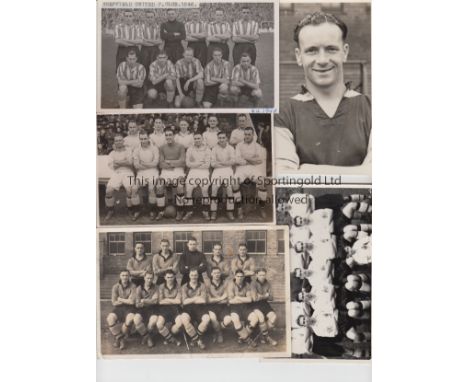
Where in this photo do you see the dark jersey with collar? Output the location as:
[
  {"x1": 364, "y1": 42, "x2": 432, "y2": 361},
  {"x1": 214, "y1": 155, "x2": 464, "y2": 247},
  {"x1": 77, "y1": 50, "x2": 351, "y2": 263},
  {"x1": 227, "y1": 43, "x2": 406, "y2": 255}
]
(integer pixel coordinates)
[{"x1": 275, "y1": 89, "x2": 371, "y2": 166}]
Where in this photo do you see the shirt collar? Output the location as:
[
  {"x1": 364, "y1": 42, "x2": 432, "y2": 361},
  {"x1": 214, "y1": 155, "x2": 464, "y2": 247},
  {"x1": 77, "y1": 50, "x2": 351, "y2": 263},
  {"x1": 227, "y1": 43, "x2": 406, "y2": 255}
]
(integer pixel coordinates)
[
  {"x1": 188, "y1": 281, "x2": 200, "y2": 290},
  {"x1": 211, "y1": 254, "x2": 224, "y2": 264},
  {"x1": 237, "y1": 254, "x2": 250, "y2": 263},
  {"x1": 159, "y1": 249, "x2": 173, "y2": 260},
  {"x1": 211, "y1": 278, "x2": 224, "y2": 288},
  {"x1": 293, "y1": 84, "x2": 361, "y2": 102}
]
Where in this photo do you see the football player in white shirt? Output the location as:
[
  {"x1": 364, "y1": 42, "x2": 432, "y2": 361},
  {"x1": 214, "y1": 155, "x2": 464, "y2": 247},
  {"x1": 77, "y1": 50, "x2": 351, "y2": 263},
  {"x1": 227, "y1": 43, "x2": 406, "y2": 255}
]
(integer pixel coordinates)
[
  {"x1": 229, "y1": 114, "x2": 257, "y2": 146},
  {"x1": 130, "y1": 131, "x2": 160, "y2": 221},
  {"x1": 123, "y1": 120, "x2": 141, "y2": 152},
  {"x1": 104, "y1": 134, "x2": 135, "y2": 220},
  {"x1": 291, "y1": 301, "x2": 313, "y2": 356},
  {"x1": 149, "y1": 117, "x2": 167, "y2": 148},
  {"x1": 232, "y1": 126, "x2": 268, "y2": 219},
  {"x1": 210, "y1": 131, "x2": 236, "y2": 221},
  {"x1": 202, "y1": 115, "x2": 221, "y2": 149},
  {"x1": 183, "y1": 132, "x2": 211, "y2": 221},
  {"x1": 174, "y1": 118, "x2": 194, "y2": 149}
]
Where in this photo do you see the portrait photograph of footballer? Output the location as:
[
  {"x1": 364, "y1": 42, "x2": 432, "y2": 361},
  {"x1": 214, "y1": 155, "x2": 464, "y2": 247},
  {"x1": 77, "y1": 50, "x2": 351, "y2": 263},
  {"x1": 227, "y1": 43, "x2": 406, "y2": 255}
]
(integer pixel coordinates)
[
  {"x1": 275, "y1": 2, "x2": 371, "y2": 176},
  {"x1": 96, "y1": 113, "x2": 274, "y2": 226},
  {"x1": 97, "y1": 227, "x2": 290, "y2": 357},
  {"x1": 276, "y1": 186, "x2": 371, "y2": 359},
  {"x1": 98, "y1": 1, "x2": 277, "y2": 110}
]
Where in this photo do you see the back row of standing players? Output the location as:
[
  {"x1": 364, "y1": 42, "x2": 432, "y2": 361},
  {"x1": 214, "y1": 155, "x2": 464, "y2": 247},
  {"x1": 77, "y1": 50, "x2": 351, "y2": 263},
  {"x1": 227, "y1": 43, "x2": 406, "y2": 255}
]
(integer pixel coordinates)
[
  {"x1": 104, "y1": 114, "x2": 268, "y2": 222},
  {"x1": 107, "y1": 237, "x2": 278, "y2": 351},
  {"x1": 114, "y1": 8, "x2": 263, "y2": 108}
]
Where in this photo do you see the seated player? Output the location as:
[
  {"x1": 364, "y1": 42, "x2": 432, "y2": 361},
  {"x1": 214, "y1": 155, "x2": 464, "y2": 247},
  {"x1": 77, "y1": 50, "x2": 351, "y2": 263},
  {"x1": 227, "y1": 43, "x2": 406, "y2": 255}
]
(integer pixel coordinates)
[
  {"x1": 116, "y1": 50, "x2": 146, "y2": 109},
  {"x1": 184, "y1": 132, "x2": 211, "y2": 221},
  {"x1": 227, "y1": 270, "x2": 257, "y2": 347},
  {"x1": 106, "y1": 270, "x2": 136, "y2": 350},
  {"x1": 345, "y1": 235, "x2": 372, "y2": 268},
  {"x1": 202, "y1": 115, "x2": 221, "y2": 149},
  {"x1": 130, "y1": 131, "x2": 159, "y2": 220},
  {"x1": 174, "y1": 47, "x2": 204, "y2": 108},
  {"x1": 206, "y1": 243, "x2": 230, "y2": 280},
  {"x1": 229, "y1": 114, "x2": 257, "y2": 147},
  {"x1": 230, "y1": 243, "x2": 256, "y2": 284},
  {"x1": 232, "y1": 126, "x2": 268, "y2": 219},
  {"x1": 178, "y1": 237, "x2": 208, "y2": 285},
  {"x1": 152, "y1": 239, "x2": 179, "y2": 285},
  {"x1": 134, "y1": 271, "x2": 159, "y2": 348},
  {"x1": 206, "y1": 267, "x2": 232, "y2": 343},
  {"x1": 146, "y1": 50, "x2": 176, "y2": 107},
  {"x1": 149, "y1": 270, "x2": 182, "y2": 346},
  {"x1": 250, "y1": 268, "x2": 278, "y2": 346},
  {"x1": 149, "y1": 117, "x2": 167, "y2": 148},
  {"x1": 230, "y1": 53, "x2": 262, "y2": 107},
  {"x1": 180, "y1": 268, "x2": 209, "y2": 349},
  {"x1": 126, "y1": 242, "x2": 152, "y2": 287},
  {"x1": 155, "y1": 127, "x2": 186, "y2": 221},
  {"x1": 104, "y1": 134, "x2": 134, "y2": 220},
  {"x1": 174, "y1": 118, "x2": 194, "y2": 149},
  {"x1": 210, "y1": 131, "x2": 236, "y2": 221},
  {"x1": 202, "y1": 47, "x2": 230, "y2": 108}
]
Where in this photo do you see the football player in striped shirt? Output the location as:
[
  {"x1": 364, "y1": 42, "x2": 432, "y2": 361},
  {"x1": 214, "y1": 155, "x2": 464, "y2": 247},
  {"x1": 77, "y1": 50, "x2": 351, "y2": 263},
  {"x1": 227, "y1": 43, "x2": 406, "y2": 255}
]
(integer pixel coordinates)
[
  {"x1": 174, "y1": 47, "x2": 205, "y2": 108},
  {"x1": 210, "y1": 131, "x2": 236, "y2": 221},
  {"x1": 140, "y1": 11, "x2": 163, "y2": 72},
  {"x1": 230, "y1": 243, "x2": 256, "y2": 284},
  {"x1": 126, "y1": 243, "x2": 152, "y2": 287},
  {"x1": 232, "y1": 126, "x2": 267, "y2": 219},
  {"x1": 202, "y1": 115, "x2": 221, "y2": 149},
  {"x1": 149, "y1": 117, "x2": 167, "y2": 148},
  {"x1": 232, "y1": 6, "x2": 259, "y2": 65},
  {"x1": 133, "y1": 271, "x2": 158, "y2": 348},
  {"x1": 146, "y1": 50, "x2": 176, "y2": 107},
  {"x1": 114, "y1": 10, "x2": 141, "y2": 68},
  {"x1": 230, "y1": 53, "x2": 262, "y2": 107},
  {"x1": 174, "y1": 118, "x2": 194, "y2": 149},
  {"x1": 152, "y1": 239, "x2": 180, "y2": 285},
  {"x1": 206, "y1": 243, "x2": 230, "y2": 280},
  {"x1": 202, "y1": 48, "x2": 231, "y2": 108},
  {"x1": 183, "y1": 132, "x2": 211, "y2": 221},
  {"x1": 116, "y1": 50, "x2": 146, "y2": 109},
  {"x1": 130, "y1": 131, "x2": 159, "y2": 220},
  {"x1": 104, "y1": 134, "x2": 134, "y2": 221},
  {"x1": 185, "y1": 9, "x2": 208, "y2": 67},
  {"x1": 207, "y1": 8, "x2": 231, "y2": 62}
]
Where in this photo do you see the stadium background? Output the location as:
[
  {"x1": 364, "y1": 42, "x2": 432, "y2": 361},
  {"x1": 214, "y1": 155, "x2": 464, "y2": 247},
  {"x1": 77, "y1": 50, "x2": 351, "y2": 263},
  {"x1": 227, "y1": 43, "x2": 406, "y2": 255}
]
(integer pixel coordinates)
[
  {"x1": 99, "y1": 228, "x2": 288, "y2": 355},
  {"x1": 279, "y1": 2, "x2": 371, "y2": 109},
  {"x1": 100, "y1": 4, "x2": 275, "y2": 109}
]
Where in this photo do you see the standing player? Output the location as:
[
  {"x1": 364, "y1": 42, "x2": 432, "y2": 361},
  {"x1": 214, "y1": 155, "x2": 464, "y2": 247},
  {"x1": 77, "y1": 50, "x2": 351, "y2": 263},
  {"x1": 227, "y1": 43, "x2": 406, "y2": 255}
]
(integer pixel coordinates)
[
  {"x1": 104, "y1": 134, "x2": 134, "y2": 221},
  {"x1": 180, "y1": 268, "x2": 210, "y2": 349},
  {"x1": 229, "y1": 114, "x2": 257, "y2": 147},
  {"x1": 185, "y1": 9, "x2": 208, "y2": 67},
  {"x1": 202, "y1": 48, "x2": 231, "y2": 108},
  {"x1": 230, "y1": 243, "x2": 256, "y2": 284},
  {"x1": 232, "y1": 6, "x2": 259, "y2": 65},
  {"x1": 206, "y1": 8, "x2": 231, "y2": 62},
  {"x1": 149, "y1": 117, "x2": 167, "y2": 148},
  {"x1": 230, "y1": 53, "x2": 263, "y2": 107},
  {"x1": 126, "y1": 243, "x2": 152, "y2": 287},
  {"x1": 133, "y1": 271, "x2": 159, "y2": 348},
  {"x1": 114, "y1": 10, "x2": 141, "y2": 68},
  {"x1": 174, "y1": 118, "x2": 194, "y2": 149},
  {"x1": 174, "y1": 48, "x2": 205, "y2": 108},
  {"x1": 123, "y1": 120, "x2": 141, "y2": 152},
  {"x1": 184, "y1": 132, "x2": 211, "y2": 221},
  {"x1": 152, "y1": 239, "x2": 179, "y2": 285},
  {"x1": 155, "y1": 127, "x2": 186, "y2": 221},
  {"x1": 210, "y1": 131, "x2": 236, "y2": 221},
  {"x1": 116, "y1": 50, "x2": 146, "y2": 109},
  {"x1": 139, "y1": 11, "x2": 163, "y2": 72},
  {"x1": 160, "y1": 9, "x2": 186, "y2": 64},
  {"x1": 202, "y1": 115, "x2": 221, "y2": 149},
  {"x1": 232, "y1": 126, "x2": 267, "y2": 219},
  {"x1": 227, "y1": 270, "x2": 258, "y2": 347},
  {"x1": 251, "y1": 268, "x2": 278, "y2": 346},
  {"x1": 106, "y1": 270, "x2": 136, "y2": 350},
  {"x1": 130, "y1": 131, "x2": 159, "y2": 220},
  {"x1": 206, "y1": 243, "x2": 230, "y2": 280},
  {"x1": 146, "y1": 50, "x2": 177, "y2": 107},
  {"x1": 178, "y1": 237, "x2": 208, "y2": 285},
  {"x1": 206, "y1": 266, "x2": 232, "y2": 344}
]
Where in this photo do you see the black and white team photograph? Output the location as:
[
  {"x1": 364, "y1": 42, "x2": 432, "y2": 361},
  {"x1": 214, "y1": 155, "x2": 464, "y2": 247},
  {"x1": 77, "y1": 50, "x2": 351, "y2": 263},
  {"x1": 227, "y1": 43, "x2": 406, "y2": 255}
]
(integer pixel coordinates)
[
  {"x1": 97, "y1": 226, "x2": 290, "y2": 357},
  {"x1": 97, "y1": 113, "x2": 274, "y2": 225},
  {"x1": 98, "y1": 0, "x2": 277, "y2": 110},
  {"x1": 275, "y1": 1, "x2": 371, "y2": 176},
  {"x1": 276, "y1": 186, "x2": 371, "y2": 359}
]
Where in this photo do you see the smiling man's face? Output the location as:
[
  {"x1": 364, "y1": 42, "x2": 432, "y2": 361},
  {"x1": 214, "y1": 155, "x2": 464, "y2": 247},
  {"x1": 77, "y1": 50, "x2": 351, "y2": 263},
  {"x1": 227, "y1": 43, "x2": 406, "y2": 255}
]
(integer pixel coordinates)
[{"x1": 295, "y1": 23, "x2": 349, "y2": 90}]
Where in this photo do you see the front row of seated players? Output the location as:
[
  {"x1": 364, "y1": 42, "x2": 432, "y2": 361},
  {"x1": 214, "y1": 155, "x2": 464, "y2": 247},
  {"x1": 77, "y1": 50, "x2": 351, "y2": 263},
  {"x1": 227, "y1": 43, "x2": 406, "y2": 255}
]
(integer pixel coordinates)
[
  {"x1": 106, "y1": 267, "x2": 278, "y2": 351},
  {"x1": 104, "y1": 125, "x2": 267, "y2": 222},
  {"x1": 116, "y1": 47, "x2": 262, "y2": 109}
]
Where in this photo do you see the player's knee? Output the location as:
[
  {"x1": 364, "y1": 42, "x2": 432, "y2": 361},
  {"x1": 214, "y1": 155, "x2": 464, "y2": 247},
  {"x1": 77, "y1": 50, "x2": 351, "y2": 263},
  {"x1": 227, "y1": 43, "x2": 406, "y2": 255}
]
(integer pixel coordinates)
[
  {"x1": 230, "y1": 313, "x2": 241, "y2": 325},
  {"x1": 165, "y1": 79, "x2": 175, "y2": 91},
  {"x1": 254, "y1": 309, "x2": 265, "y2": 323},
  {"x1": 133, "y1": 313, "x2": 143, "y2": 326},
  {"x1": 208, "y1": 311, "x2": 217, "y2": 322},
  {"x1": 348, "y1": 309, "x2": 361, "y2": 318},
  {"x1": 252, "y1": 89, "x2": 262, "y2": 99},
  {"x1": 346, "y1": 327, "x2": 358, "y2": 341},
  {"x1": 174, "y1": 315, "x2": 183, "y2": 327},
  {"x1": 230, "y1": 86, "x2": 240, "y2": 95},
  {"x1": 147, "y1": 88, "x2": 157, "y2": 99},
  {"x1": 105, "y1": 187, "x2": 114, "y2": 197},
  {"x1": 107, "y1": 313, "x2": 118, "y2": 326},
  {"x1": 148, "y1": 315, "x2": 158, "y2": 329},
  {"x1": 118, "y1": 85, "x2": 128, "y2": 96},
  {"x1": 201, "y1": 314, "x2": 210, "y2": 324},
  {"x1": 195, "y1": 79, "x2": 204, "y2": 90},
  {"x1": 223, "y1": 315, "x2": 232, "y2": 327},
  {"x1": 156, "y1": 316, "x2": 166, "y2": 329},
  {"x1": 248, "y1": 312, "x2": 259, "y2": 326},
  {"x1": 125, "y1": 313, "x2": 135, "y2": 325},
  {"x1": 346, "y1": 301, "x2": 360, "y2": 311},
  {"x1": 181, "y1": 313, "x2": 191, "y2": 325},
  {"x1": 219, "y1": 83, "x2": 229, "y2": 94},
  {"x1": 267, "y1": 312, "x2": 277, "y2": 323}
]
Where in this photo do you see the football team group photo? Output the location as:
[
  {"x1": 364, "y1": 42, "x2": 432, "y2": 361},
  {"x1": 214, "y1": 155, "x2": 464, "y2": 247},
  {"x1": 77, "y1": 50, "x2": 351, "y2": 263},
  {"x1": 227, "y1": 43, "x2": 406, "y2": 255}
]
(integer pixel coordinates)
[
  {"x1": 99, "y1": 1, "x2": 276, "y2": 110},
  {"x1": 98, "y1": 227, "x2": 290, "y2": 356}
]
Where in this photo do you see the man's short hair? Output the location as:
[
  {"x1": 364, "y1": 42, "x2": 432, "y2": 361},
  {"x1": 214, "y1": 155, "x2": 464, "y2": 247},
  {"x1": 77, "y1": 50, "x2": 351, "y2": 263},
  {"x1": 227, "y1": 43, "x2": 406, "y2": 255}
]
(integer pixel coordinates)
[
  {"x1": 217, "y1": 131, "x2": 227, "y2": 137},
  {"x1": 211, "y1": 266, "x2": 221, "y2": 273},
  {"x1": 144, "y1": 270, "x2": 154, "y2": 278},
  {"x1": 238, "y1": 114, "x2": 247, "y2": 119},
  {"x1": 161, "y1": 238, "x2": 170, "y2": 245},
  {"x1": 184, "y1": 47, "x2": 194, "y2": 54},
  {"x1": 293, "y1": 12, "x2": 348, "y2": 44},
  {"x1": 240, "y1": 52, "x2": 251, "y2": 60},
  {"x1": 188, "y1": 237, "x2": 198, "y2": 242},
  {"x1": 235, "y1": 269, "x2": 245, "y2": 276},
  {"x1": 165, "y1": 269, "x2": 175, "y2": 276},
  {"x1": 157, "y1": 49, "x2": 168, "y2": 57},
  {"x1": 164, "y1": 126, "x2": 174, "y2": 134},
  {"x1": 139, "y1": 131, "x2": 148, "y2": 137},
  {"x1": 127, "y1": 49, "x2": 138, "y2": 57},
  {"x1": 189, "y1": 267, "x2": 199, "y2": 274},
  {"x1": 238, "y1": 242, "x2": 247, "y2": 249},
  {"x1": 167, "y1": 8, "x2": 176, "y2": 13},
  {"x1": 256, "y1": 268, "x2": 267, "y2": 274},
  {"x1": 244, "y1": 126, "x2": 254, "y2": 133},
  {"x1": 193, "y1": 132, "x2": 203, "y2": 137},
  {"x1": 120, "y1": 269, "x2": 130, "y2": 275},
  {"x1": 213, "y1": 242, "x2": 222, "y2": 249},
  {"x1": 212, "y1": 47, "x2": 223, "y2": 55}
]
